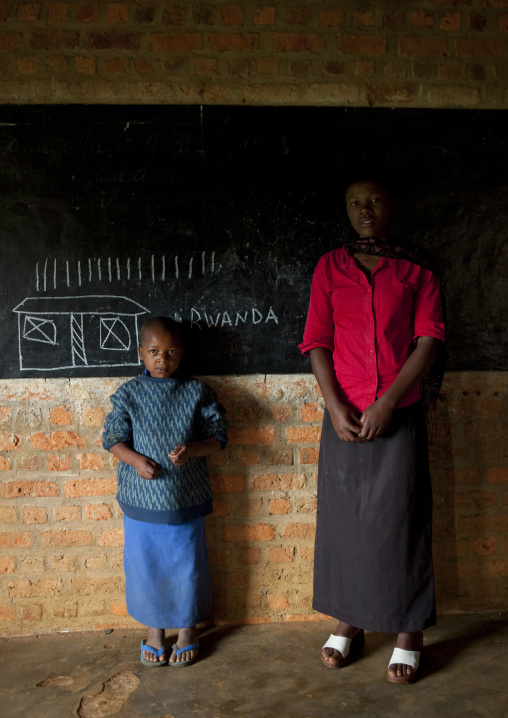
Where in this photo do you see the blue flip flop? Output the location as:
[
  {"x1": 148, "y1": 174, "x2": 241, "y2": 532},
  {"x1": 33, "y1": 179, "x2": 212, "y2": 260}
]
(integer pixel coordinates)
[
  {"x1": 169, "y1": 642, "x2": 200, "y2": 667},
  {"x1": 140, "y1": 639, "x2": 168, "y2": 667}
]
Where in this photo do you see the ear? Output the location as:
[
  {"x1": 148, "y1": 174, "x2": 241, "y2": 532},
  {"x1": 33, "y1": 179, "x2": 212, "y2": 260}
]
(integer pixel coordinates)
[{"x1": 138, "y1": 345, "x2": 143, "y2": 361}]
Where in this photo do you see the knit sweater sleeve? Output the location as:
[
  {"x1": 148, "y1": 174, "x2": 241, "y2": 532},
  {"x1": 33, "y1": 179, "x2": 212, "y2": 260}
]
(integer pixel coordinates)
[
  {"x1": 102, "y1": 387, "x2": 133, "y2": 451},
  {"x1": 198, "y1": 384, "x2": 228, "y2": 448}
]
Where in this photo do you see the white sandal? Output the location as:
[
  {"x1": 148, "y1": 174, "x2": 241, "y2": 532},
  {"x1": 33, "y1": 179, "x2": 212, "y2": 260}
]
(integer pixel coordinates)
[
  {"x1": 321, "y1": 630, "x2": 364, "y2": 668},
  {"x1": 387, "y1": 647, "x2": 421, "y2": 684}
]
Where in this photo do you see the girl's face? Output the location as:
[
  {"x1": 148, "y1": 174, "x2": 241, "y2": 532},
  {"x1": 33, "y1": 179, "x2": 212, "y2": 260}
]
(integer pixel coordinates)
[{"x1": 345, "y1": 180, "x2": 393, "y2": 240}]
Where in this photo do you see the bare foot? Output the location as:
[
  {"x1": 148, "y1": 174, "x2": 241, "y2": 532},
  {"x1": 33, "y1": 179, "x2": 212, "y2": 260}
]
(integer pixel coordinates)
[
  {"x1": 169, "y1": 626, "x2": 199, "y2": 665},
  {"x1": 388, "y1": 631, "x2": 423, "y2": 680},
  {"x1": 142, "y1": 628, "x2": 166, "y2": 664},
  {"x1": 322, "y1": 622, "x2": 362, "y2": 668}
]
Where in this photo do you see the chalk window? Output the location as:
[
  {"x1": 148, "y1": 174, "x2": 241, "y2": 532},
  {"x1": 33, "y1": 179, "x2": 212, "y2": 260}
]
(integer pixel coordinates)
[
  {"x1": 23, "y1": 316, "x2": 57, "y2": 345},
  {"x1": 100, "y1": 317, "x2": 131, "y2": 351}
]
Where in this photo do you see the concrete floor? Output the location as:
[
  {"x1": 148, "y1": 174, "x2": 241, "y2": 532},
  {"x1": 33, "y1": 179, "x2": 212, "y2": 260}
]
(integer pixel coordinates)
[{"x1": 0, "y1": 613, "x2": 506, "y2": 718}]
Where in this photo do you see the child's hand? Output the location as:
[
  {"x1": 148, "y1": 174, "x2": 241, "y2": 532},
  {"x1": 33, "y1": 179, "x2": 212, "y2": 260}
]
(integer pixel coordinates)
[
  {"x1": 133, "y1": 455, "x2": 160, "y2": 479},
  {"x1": 169, "y1": 444, "x2": 192, "y2": 466}
]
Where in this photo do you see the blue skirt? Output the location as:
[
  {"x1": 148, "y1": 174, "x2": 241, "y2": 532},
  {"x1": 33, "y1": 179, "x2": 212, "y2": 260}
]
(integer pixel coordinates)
[{"x1": 123, "y1": 515, "x2": 213, "y2": 629}]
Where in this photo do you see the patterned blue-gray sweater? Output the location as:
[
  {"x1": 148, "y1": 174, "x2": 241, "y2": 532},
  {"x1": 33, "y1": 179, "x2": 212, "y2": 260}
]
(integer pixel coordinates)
[{"x1": 102, "y1": 372, "x2": 228, "y2": 524}]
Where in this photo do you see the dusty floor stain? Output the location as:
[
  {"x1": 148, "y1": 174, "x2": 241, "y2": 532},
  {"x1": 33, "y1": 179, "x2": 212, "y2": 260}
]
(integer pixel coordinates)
[{"x1": 77, "y1": 670, "x2": 140, "y2": 718}]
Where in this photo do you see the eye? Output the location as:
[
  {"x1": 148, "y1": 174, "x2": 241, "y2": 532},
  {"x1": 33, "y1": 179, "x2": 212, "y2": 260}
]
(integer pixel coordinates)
[{"x1": 149, "y1": 349, "x2": 157, "y2": 354}]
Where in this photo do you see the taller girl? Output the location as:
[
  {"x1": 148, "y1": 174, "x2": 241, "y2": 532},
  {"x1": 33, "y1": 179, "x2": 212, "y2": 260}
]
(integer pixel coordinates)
[{"x1": 299, "y1": 178, "x2": 445, "y2": 684}]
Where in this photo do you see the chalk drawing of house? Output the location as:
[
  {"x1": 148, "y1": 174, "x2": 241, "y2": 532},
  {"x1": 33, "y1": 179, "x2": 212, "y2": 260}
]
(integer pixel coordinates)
[{"x1": 13, "y1": 295, "x2": 149, "y2": 371}]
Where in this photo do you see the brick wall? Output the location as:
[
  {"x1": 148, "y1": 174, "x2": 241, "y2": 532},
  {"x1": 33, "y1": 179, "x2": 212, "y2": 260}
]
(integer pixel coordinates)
[
  {"x1": 1, "y1": 372, "x2": 507, "y2": 634},
  {"x1": 0, "y1": 1, "x2": 506, "y2": 106},
  {"x1": 0, "y1": 2, "x2": 507, "y2": 634}
]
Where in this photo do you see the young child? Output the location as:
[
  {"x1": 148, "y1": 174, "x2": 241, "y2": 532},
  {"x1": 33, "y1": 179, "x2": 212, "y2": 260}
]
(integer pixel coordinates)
[{"x1": 102, "y1": 316, "x2": 227, "y2": 667}]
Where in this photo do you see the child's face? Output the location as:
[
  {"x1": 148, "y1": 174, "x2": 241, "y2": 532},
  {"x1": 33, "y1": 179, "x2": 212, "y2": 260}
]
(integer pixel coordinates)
[
  {"x1": 138, "y1": 328, "x2": 184, "y2": 379},
  {"x1": 345, "y1": 180, "x2": 393, "y2": 240}
]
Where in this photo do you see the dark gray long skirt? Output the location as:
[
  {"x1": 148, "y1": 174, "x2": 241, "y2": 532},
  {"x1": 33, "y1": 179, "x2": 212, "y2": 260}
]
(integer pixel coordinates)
[{"x1": 313, "y1": 402, "x2": 436, "y2": 633}]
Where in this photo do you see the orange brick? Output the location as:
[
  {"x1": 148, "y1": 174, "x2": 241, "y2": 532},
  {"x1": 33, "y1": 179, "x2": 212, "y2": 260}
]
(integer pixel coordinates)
[
  {"x1": 282, "y1": 523, "x2": 316, "y2": 539},
  {"x1": 17, "y1": 57, "x2": 40, "y2": 74},
  {"x1": 473, "y1": 492, "x2": 497, "y2": 508},
  {"x1": 255, "y1": 57, "x2": 278, "y2": 74},
  {"x1": 0, "y1": 531, "x2": 33, "y2": 547},
  {"x1": 0, "y1": 557, "x2": 15, "y2": 573},
  {"x1": 229, "y1": 427, "x2": 275, "y2": 446},
  {"x1": 85, "y1": 503, "x2": 113, "y2": 521},
  {"x1": 105, "y1": 57, "x2": 128, "y2": 74},
  {"x1": 210, "y1": 474, "x2": 246, "y2": 493},
  {"x1": 209, "y1": 500, "x2": 230, "y2": 518},
  {"x1": 0, "y1": 33, "x2": 23, "y2": 52},
  {"x1": 48, "y1": 2, "x2": 70, "y2": 22},
  {"x1": 440, "y1": 12, "x2": 462, "y2": 31},
  {"x1": 75, "y1": 56, "x2": 96, "y2": 74},
  {"x1": 269, "y1": 448, "x2": 293, "y2": 466},
  {"x1": 271, "y1": 404, "x2": 292, "y2": 421},
  {"x1": 81, "y1": 407, "x2": 105, "y2": 426},
  {"x1": 486, "y1": 467, "x2": 508, "y2": 483},
  {"x1": 151, "y1": 33, "x2": 201, "y2": 52},
  {"x1": 16, "y1": 456, "x2": 41, "y2": 471},
  {"x1": 338, "y1": 35, "x2": 386, "y2": 55},
  {"x1": 300, "y1": 403, "x2": 324, "y2": 422},
  {"x1": 40, "y1": 530, "x2": 93, "y2": 547},
  {"x1": 18, "y1": 2, "x2": 41, "y2": 21},
  {"x1": 52, "y1": 601, "x2": 78, "y2": 618},
  {"x1": 107, "y1": 2, "x2": 128, "y2": 23},
  {"x1": 411, "y1": 11, "x2": 435, "y2": 29},
  {"x1": 110, "y1": 599, "x2": 129, "y2": 616},
  {"x1": 51, "y1": 555, "x2": 77, "y2": 572},
  {"x1": 239, "y1": 499, "x2": 264, "y2": 517},
  {"x1": 287, "y1": 7, "x2": 309, "y2": 26},
  {"x1": 64, "y1": 478, "x2": 117, "y2": 497},
  {"x1": 473, "y1": 537, "x2": 496, "y2": 556},
  {"x1": 239, "y1": 450, "x2": 261, "y2": 466},
  {"x1": 31, "y1": 30, "x2": 79, "y2": 50},
  {"x1": 320, "y1": 9, "x2": 344, "y2": 27},
  {"x1": 299, "y1": 448, "x2": 319, "y2": 465},
  {"x1": 9, "y1": 579, "x2": 62, "y2": 598},
  {"x1": 484, "y1": 560, "x2": 508, "y2": 577},
  {"x1": 0, "y1": 605, "x2": 15, "y2": 621},
  {"x1": 253, "y1": 7, "x2": 276, "y2": 25},
  {"x1": 455, "y1": 38, "x2": 503, "y2": 57},
  {"x1": 353, "y1": 11, "x2": 374, "y2": 27},
  {"x1": 76, "y1": 3, "x2": 98, "y2": 21},
  {"x1": 269, "y1": 498, "x2": 291, "y2": 515},
  {"x1": 208, "y1": 548, "x2": 233, "y2": 567},
  {"x1": 22, "y1": 603, "x2": 44, "y2": 621},
  {"x1": 54, "y1": 505, "x2": 82, "y2": 522},
  {"x1": 79, "y1": 453, "x2": 105, "y2": 471},
  {"x1": 22, "y1": 506, "x2": 48, "y2": 524},
  {"x1": 99, "y1": 527, "x2": 124, "y2": 546},
  {"x1": 89, "y1": 31, "x2": 140, "y2": 50},
  {"x1": 273, "y1": 33, "x2": 323, "y2": 53},
  {"x1": 46, "y1": 55, "x2": 69, "y2": 72},
  {"x1": 0, "y1": 506, "x2": 16, "y2": 522},
  {"x1": 286, "y1": 426, "x2": 321, "y2": 444},
  {"x1": 0, "y1": 456, "x2": 10, "y2": 470},
  {"x1": 50, "y1": 406, "x2": 72, "y2": 425},
  {"x1": 31, "y1": 430, "x2": 86, "y2": 450},
  {"x1": 296, "y1": 497, "x2": 317, "y2": 514},
  {"x1": 269, "y1": 547, "x2": 294, "y2": 563},
  {"x1": 0, "y1": 407, "x2": 12, "y2": 425},
  {"x1": 221, "y1": 5, "x2": 243, "y2": 25},
  {"x1": 267, "y1": 592, "x2": 289, "y2": 609},
  {"x1": 399, "y1": 37, "x2": 447, "y2": 56},
  {"x1": 70, "y1": 577, "x2": 123, "y2": 595},
  {"x1": 301, "y1": 547, "x2": 314, "y2": 562},
  {"x1": 224, "y1": 523, "x2": 276, "y2": 542},
  {"x1": 48, "y1": 454, "x2": 71, "y2": 471},
  {"x1": 458, "y1": 516, "x2": 508, "y2": 533},
  {"x1": 252, "y1": 473, "x2": 305, "y2": 491},
  {"x1": 0, "y1": 432, "x2": 21, "y2": 450},
  {"x1": 240, "y1": 547, "x2": 261, "y2": 564}
]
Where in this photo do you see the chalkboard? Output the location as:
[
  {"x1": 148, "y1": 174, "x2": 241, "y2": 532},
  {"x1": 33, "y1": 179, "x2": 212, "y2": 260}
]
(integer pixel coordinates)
[{"x1": 0, "y1": 106, "x2": 506, "y2": 377}]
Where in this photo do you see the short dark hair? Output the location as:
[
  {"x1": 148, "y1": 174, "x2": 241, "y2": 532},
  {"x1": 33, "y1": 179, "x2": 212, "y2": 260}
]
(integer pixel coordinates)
[
  {"x1": 345, "y1": 169, "x2": 398, "y2": 198},
  {"x1": 139, "y1": 316, "x2": 184, "y2": 346}
]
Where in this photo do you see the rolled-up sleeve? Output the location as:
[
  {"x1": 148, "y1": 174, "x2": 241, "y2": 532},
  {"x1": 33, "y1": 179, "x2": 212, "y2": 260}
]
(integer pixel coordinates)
[
  {"x1": 413, "y1": 268, "x2": 445, "y2": 344},
  {"x1": 102, "y1": 391, "x2": 133, "y2": 451},
  {"x1": 299, "y1": 257, "x2": 335, "y2": 356}
]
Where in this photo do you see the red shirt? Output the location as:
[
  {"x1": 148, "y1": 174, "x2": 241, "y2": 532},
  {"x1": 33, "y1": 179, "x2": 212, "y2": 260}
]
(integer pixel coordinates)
[{"x1": 299, "y1": 247, "x2": 445, "y2": 413}]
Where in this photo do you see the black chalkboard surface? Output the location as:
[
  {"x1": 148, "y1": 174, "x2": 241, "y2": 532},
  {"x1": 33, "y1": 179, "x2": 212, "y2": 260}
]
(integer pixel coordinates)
[{"x1": 0, "y1": 106, "x2": 506, "y2": 377}]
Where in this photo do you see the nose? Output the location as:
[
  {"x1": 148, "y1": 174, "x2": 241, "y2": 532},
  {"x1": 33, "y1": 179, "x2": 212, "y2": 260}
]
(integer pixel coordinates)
[{"x1": 359, "y1": 203, "x2": 372, "y2": 215}]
